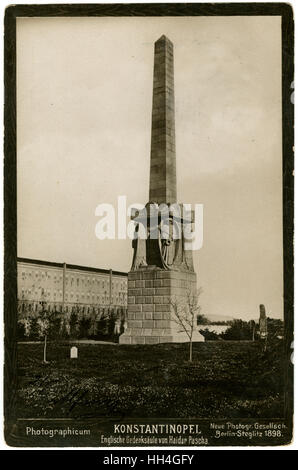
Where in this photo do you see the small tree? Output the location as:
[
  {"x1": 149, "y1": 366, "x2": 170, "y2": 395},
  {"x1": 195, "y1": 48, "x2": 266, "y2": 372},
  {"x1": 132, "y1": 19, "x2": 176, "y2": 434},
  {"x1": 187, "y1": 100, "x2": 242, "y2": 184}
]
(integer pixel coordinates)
[
  {"x1": 169, "y1": 288, "x2": 203, "y2": 362},
  {"x1": 60, "y1": 316, "x2": 70, "y2": 339},
  {"x1": 249, "y1": 320, "x2": 256, "y2": 341},
  {"x1": 96, "y1": 312, "x2": 109, "y2": 339},
  {"x1": 79, "y1": 316, "x2": 91, "y2": 339},
  {"x1": 107, "y1": 309, "x2": 118, "y2": 340},
  {"x1": 267, "y1": 318, "x2": 284, "y2": 339},
  {"x1": 17, "y1": 321, "x2": 24, "y2": 340},
  {"x1": 196, "y1": 313, "x2": 209, "y2": 325},
  {"x1": 221, "y1": 319, "x2": 252, "y2": 341},
  {"x1": 37, "y1": 300, "x2": 51, "y2": 363},
  {"x1": 69, "y1": 312, "x2": 79, "y2": 340},
  {"x1": 29, "y1": 317, "x2": 39, "y2": 340},
  {"x1": 88, "y1": 310, "x2": 95, "y2": 338},
  {"x1": 199, "y1": 328, "x2": 220, "y2": 341},
  {"x1": 37, "y1": 300, "x2": 62, "y2": 363}
]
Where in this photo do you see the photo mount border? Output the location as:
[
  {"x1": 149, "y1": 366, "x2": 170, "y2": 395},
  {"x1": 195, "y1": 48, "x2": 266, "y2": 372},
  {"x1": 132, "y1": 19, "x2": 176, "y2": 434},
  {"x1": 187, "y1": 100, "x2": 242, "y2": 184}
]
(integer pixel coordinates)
[{"x1": 4, "y1": 2, "x2": 294, "y2": 447}]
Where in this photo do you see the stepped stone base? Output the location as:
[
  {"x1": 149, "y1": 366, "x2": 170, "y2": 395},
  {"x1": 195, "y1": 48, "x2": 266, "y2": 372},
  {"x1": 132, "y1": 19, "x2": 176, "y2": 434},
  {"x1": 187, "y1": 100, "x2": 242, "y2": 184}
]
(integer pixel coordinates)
[{"x1": 119, "y1": 266, "x2": 199, "y2": 345}]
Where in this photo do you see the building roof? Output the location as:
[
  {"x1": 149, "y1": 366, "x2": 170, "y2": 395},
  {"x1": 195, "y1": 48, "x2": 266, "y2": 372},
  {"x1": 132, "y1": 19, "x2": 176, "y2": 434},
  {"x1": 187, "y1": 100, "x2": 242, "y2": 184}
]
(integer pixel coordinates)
[{"x1": 17, "y1": 257, "x2": 128, "y2": 277}]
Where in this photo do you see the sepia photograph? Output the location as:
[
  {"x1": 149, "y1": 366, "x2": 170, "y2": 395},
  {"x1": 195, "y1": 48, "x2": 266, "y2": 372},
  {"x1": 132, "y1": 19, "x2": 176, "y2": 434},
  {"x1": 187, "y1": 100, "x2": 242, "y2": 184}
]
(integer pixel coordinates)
[{"x1": 4, "y1": 3, "x2": 294, "y2": 447}]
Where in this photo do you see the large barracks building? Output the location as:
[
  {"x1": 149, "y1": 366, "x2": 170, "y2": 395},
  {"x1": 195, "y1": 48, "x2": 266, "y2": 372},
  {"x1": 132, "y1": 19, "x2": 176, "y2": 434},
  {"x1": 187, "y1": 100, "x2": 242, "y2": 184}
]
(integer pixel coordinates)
[{"x1": 17, "y1": 257, "x2": 128, "y2": 316}]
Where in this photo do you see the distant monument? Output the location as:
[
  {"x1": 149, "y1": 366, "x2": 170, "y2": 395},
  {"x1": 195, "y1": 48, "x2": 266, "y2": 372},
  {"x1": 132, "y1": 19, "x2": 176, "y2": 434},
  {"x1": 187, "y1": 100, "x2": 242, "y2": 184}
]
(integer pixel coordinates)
[
  {"x1": 259, "y1": 304, "x2": 268, "y2": 339},
  {"x1": 70, "y1": 346, "x2": 78, "y2": 359},
  {"x1": 120, "y1": 36, "x2": 199, "y2": 345}
]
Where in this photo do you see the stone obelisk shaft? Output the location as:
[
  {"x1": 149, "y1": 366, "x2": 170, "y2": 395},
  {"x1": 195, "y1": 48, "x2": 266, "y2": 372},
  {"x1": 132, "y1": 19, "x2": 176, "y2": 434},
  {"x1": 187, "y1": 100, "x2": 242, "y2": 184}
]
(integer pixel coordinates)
[{"x1": 149, "y1": 35, "x2": 177, "y2": 205}]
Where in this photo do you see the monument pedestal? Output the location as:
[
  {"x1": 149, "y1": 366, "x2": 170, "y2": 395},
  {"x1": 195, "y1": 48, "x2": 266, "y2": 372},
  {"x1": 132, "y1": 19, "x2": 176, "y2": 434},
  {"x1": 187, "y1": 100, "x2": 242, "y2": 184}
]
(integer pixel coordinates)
[
  {"x1": 119, "y1": 266, "x2": 197, "y2": 344},
  {"x1": 120, "y1": 36, "x2": 201, "y2": 345}
]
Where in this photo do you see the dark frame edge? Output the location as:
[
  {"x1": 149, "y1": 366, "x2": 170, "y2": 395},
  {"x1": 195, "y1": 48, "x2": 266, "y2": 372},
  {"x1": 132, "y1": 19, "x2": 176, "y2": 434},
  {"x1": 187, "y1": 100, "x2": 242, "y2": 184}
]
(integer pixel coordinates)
[
  {"x1": 3, "y1": 2, "x2": 295, "y2": 447},
  {"x1": 4, "y1": 3, "x2": 17, "y2": 447},
  {"x1": 281, "y1": 2, "x2": 294, "y2": 446},
  {"x1": 1, "y1": 3, "x2": 296, "y2": 17}
]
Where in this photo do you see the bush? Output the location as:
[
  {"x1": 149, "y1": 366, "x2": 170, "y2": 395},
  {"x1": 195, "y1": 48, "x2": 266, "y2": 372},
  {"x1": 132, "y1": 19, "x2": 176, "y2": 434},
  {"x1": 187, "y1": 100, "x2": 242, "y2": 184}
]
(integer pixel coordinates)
[
  {"x1": 17, "y1": 320, "x2": 26, "y2": 340},
  {"x1": 69, "y1": 313, "x2": 79, "y2": 340},
  {"x1": 60, "y1": 318, "x2": 70, "y2": 339},
  {"x1": 79, "y1": 317, "x2": 91, "y2": 339},
  {"x1": 29, "y1": 317, "x2": 39, "y2": 340},
  {"x1": 199, "y1": 329, "x2": 220, "y2": 341},
  {"x1": 221, "y1": 320, "x2": 252, "y2": 341},
  {"x1": 49, "y1": 316, "x2": 62, "y2": 340}
]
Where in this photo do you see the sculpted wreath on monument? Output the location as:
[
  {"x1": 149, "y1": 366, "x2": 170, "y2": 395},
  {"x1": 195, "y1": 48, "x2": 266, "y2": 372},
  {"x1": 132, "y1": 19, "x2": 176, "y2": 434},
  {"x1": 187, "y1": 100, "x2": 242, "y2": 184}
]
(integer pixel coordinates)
[{"x1": 131, "y1": 203, "x2": 194, "y2": 271}]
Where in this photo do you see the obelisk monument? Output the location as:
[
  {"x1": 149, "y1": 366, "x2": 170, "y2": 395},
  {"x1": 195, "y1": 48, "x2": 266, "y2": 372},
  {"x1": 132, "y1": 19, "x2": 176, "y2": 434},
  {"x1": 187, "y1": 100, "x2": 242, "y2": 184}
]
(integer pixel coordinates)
[
  {"x1": 259, "y1": 304, "x2": 268, "y2": 339},
  {"x1": 149, "y1": 35, "x2": 176, "y2": 205},
  {"x1": 120, "y1": 36, "x2": 197, "y2": 345}
]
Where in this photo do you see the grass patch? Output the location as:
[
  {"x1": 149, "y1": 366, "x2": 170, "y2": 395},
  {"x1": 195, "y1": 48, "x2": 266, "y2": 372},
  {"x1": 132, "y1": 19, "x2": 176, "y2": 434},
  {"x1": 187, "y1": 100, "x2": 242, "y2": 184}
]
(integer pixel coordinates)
[{"x1": 17, "y1": 340, "x2": 285, "y2": 419}]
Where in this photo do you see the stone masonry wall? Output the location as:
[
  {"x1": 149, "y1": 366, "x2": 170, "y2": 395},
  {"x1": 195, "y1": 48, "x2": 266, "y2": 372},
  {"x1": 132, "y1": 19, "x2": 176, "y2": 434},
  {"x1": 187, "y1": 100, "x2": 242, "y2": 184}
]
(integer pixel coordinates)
[{"x1": 119, "y1": 267, "x2": 197, "y2": 344}]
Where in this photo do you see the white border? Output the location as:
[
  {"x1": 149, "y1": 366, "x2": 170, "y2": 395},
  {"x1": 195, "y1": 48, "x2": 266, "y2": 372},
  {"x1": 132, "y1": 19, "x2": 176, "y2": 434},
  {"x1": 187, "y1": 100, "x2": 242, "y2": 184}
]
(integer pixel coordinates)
[{"x1": 0, "y1": 0, "x2": 296, "y2": 451}]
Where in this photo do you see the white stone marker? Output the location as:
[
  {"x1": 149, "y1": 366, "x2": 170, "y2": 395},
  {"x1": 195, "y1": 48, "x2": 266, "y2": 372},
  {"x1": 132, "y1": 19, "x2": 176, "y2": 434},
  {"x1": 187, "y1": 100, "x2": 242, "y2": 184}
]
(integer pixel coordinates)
[{"x1": 70, "y1": 346, "x2": 78, "y2": 359}]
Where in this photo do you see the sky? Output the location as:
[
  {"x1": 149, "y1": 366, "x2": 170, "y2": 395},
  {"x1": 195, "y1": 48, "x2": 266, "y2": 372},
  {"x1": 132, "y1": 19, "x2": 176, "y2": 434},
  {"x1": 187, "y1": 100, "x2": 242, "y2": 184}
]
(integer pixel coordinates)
[{"x1": 17, "y1": 16, "x2": 283, "y2": 320}]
